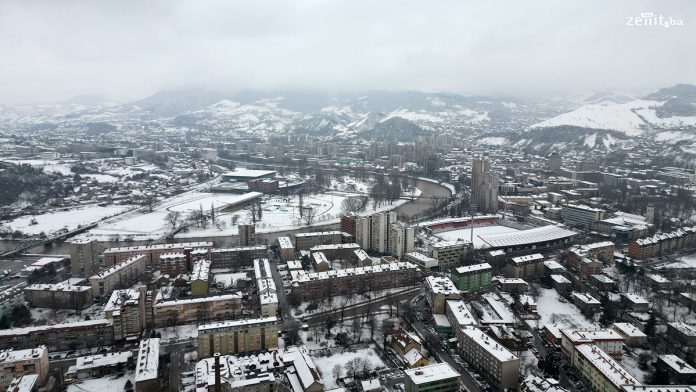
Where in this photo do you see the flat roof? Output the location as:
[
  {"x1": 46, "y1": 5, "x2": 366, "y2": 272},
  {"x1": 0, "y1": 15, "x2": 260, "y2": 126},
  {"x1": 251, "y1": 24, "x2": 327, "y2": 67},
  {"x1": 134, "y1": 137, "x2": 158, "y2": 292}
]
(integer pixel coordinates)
[
  {"x1": 460, "y1": 326, "x2": 518, "y2": 362},
  {"x1": 135, "y1": 338, "x2": 160, "y2": 383},
  {"x1": 404, "y1": 362, "x2": 459, "y2": 384},
  {"x1": 199, "y1": 316, "x2": 278, "y2": 332}
]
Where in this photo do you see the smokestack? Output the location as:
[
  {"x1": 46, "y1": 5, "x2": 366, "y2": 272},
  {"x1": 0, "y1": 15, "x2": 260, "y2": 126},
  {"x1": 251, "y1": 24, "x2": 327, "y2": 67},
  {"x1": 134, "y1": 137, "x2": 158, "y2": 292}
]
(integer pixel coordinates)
[
  {"x1": 214, "y1": 352, "x2": 221, "y2": 392},
  {"x1": 184, "y1": 248, "x2": 192, "y2": 272}
]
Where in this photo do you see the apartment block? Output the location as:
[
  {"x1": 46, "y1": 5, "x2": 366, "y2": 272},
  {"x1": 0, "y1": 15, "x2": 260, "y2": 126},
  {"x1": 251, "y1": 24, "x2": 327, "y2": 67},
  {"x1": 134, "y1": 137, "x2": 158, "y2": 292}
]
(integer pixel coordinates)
[
  {"x1": 294, "y1": 231, "x2": 342, "y2": 250},
  {"x1": 572, "y1": 344, "x2": 639, "y2": 392},
  {"x1": 432, "y1": 241, "x2": 472, "y2": 269},
  {"x1": 211, "y1": 245, "x2": 267, "y2": 268},
  {"x1": 104, "y1": 289, "x2": 146, "y2": 341},
  {"x1": 451, "y1": 263, "x2": 492, "y2": 292},
  {"x1": 135, "y1": 338, "x2": 160, "y2": 392},
  {"x1": 197, "y1": 317, "x2": 279, "y2": 358},
  {"x1": 0, "y1": 320, "x2": 114, "y2": 351},
  {"x1": 424, "y1": 276, "x2": 460, "y2": 314},
  {"x1": 191, "y1": 259, "x2": 211, "y2": 297},
  {"x1": 456, "y1": 326, "x2": 520, "y2": 391},
  {"x1": 24, "y1": 279, "x2": 92, "y2": 310},
  {"x1": 103, "y1": 241, "x2": 213, "y2": 266},
  {"x1": 69, "y1": 238, "x2": 100, "y2": 278},
  {"x1": 89, "y1": 254, "x2": 146, "y2": 298},
  {"x1": 561, "y1": 204, "x2": 606, "y2": 229},
  {"x1": 277, "y1": 237, "x2": 295, "y2": 262},
  {"x1": 0, "y1": 346, "x2": 48, "y2": 392},
  {"x1": 404, "y1": 252, "x2": 438, "y2": 271},
  {"x1": 254, "y1": 258, "x2": 278, "y2": 318},
  {"x1": 505, "y1": 253, "x2": 544, "y2": 280},
  {"x1": 152, "y1": 294, "x2": 243, "y2": 328},
  {"x1": 561, "y1": 329, "x2": 624, "y2": 363}
]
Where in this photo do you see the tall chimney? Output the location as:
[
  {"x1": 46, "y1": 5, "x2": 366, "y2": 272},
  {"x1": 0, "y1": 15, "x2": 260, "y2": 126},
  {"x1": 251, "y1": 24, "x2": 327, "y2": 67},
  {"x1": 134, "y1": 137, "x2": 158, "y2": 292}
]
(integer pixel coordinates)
[
  {"x1": 184, "y1": 248, "x2": 193, "y2": 272},
  {"x1": 214, "y1": 352, "x2": 222, "y2": 392}
]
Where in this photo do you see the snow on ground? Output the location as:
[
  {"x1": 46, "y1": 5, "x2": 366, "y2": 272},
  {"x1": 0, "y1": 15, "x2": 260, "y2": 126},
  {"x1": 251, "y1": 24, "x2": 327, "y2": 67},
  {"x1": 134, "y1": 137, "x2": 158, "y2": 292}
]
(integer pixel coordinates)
[
  {"x1": 31, "y1": 304, "x2": 105, "y2": 325},
  {"x1": 2, "y1": 204, "x2": 135, "y2": 236},
  {"x1": 312, "y1": 345, "x2": 386, "y2": 389},
  {"x1": 657, "y1": 254, "x2": 696, "y2": 269},
  {"x1": 478, "y1": 137, "x2": 509, "y2": 146},
  {"x1": 67, "y1": 371, "x2": 133, "y2": 392},
  {"x1": 213, "y1": 272, "x2": 249, "y2": 289},
  {"x1": 584, "y1": 133, "x2": 597, "y2": 148},
  {"x1": 435, "y1": 225, "x2": 520, "y2": 248},
  {"x1": 533, "y1": 288, "x2": 593, "y2": 330},
  {"x1": 622, "y1": 350, "x2": 652, "y2": 383}
]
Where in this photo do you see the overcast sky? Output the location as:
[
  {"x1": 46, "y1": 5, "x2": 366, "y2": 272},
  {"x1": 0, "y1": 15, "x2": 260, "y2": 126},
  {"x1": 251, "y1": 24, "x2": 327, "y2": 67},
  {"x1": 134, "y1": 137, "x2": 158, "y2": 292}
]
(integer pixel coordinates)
[{"x1": 0, "y1": 0, "x2": 694, "y2": 104}]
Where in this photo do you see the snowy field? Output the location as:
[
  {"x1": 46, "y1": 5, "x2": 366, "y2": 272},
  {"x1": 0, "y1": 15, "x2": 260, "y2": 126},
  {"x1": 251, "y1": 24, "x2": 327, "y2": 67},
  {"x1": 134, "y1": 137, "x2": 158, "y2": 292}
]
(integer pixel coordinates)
[
  {"x1": 1, "y1": 157, "x2": 165, "y2": 182},
  {"x1": 533, "y1": 288, "x2": 593, "y2": 330},
  {"x1": 1, "y1": 204, "x2": 135, "y2": 236},
  {"x1": 435, "y1": 225, "x2": 520, "y2": 248},
  {"x1": 657, "y1": 254, "x2": 696, "y2": 269},
  {"x1": 312, "y1": 345, "x2": 386, "y2": 389}
]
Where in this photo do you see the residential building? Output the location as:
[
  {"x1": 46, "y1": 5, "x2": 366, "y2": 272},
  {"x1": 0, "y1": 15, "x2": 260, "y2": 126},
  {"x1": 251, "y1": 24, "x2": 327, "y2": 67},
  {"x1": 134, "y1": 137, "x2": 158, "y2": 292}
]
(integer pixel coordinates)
[
  {"x1": 471, "y1": 159, "x2": 499, "y2": 213},
  {"x1": 404, "y1": 363, "x2": 460, "y2": 392},
  {"x1": 194, "y1": 346, "x2": 323, "y2": 392},
  {"x1": 254, "y1": 258, "x2": 278, "y2": 317},
  {"x1": 457, "y1": 326, "x2": 520, "y2": 391},
  {"x1": 0, "y1": 347, "x2": 48, "y2": 392},
  {"x1": 238, "y1": 223, "x2": 257, "y2": 246},
  {"x1": 152, "y1": 294, "x2": 243, "y2": 327},
  {"x1": 211, "y1": 245, "x2": 267, "y2": 268},
  {"x1": 294, "y1": 231, "x2": 342, "y2": 250},
  {"x1": 103, "y1": 242, "x2": 213, "y2": 267},
  {"x1": 620, "y1": 294, "x2": 649, "y2": 313},
  {"x1": 446, "y1": 300, "x2": 477, "y2": 329},
  {"x1": 0, "y1": 320, "x2": 114, "y2": 351},
  {"x1": 104, "y1": 289, "x2": 146, "y2": 341},
  {"x1": 551, "y1": 275, "x2": 572, "y2": 294},
  {"x1": 432, "y1": 241, "x2": 472, "y2": 269},
  {"x1": 667, "y1": 322, "x2": 696, "y2": 347},
  {"x1": 561, "y1": 329, "x2": 624, "y2": 362},
  {"x1": 197, "y1": 317, "x2": 279, "y2": 358},
  {"x1": 505, "y1": 254, "x2": 544, "y2": 279},
  {"x1": 69, "y1": 238, "x2": 100, "y2": 278},
  {"x1": 658, "y1": 354, "x2": 696, "y2": 385},
  {"x1": 23, "y1": 278, "x2": 92, "y2": 310},
  {"x1": 387, "y1": 328, "x2": 422, "y2": 357},
  {"x1": 89, "y1": 254, "x2": 146, "y2": 298},
  {"x1": 65, "y1": 351, "x2": 133, "y2": 380},
  {"x1": 278, "y1": 237, "x2": 295, "y2": 262},
  {"x1": 451, "y1": 263, "x2": 492, "y2": 292},
  {"x1": 0, "y1": 285, "x2": 25, "y2": 320},
  {"x1": 191, "y1": 259, "x2": 211, "y2": 297},
  {"x1": 134, "y1": 338, "x2": 160, "y2": 392},
  {"x1": 4, "y1": 375, "x2": 38, "y2": 392},
  {"x1": 628, "y1": 226, "x2": 696, "y2": 260},
  {"x1": 572, "y1": 344, "x2": 640, "y2": 392},
  {"x1": 289, "y1": 262, "x2": 420, "y2": 301},
  {"x1": 572, "y1": 293, "x2": 602, "y2": 315},
  {"x1": 312, "y1": 252, "x2": 330, "y2": 272},
  {"x1": 424, "y1": 276, "x2": 460, "y2": 314},
  {"x1": 389, "y1": 221, "x2": 415, "y2": 258},
  {"x1": 561, "y1": 204, "x2": 606, "y2": 229},
  {"x1": 309, "y1": 243, "x2": 361, "y2": 262}
]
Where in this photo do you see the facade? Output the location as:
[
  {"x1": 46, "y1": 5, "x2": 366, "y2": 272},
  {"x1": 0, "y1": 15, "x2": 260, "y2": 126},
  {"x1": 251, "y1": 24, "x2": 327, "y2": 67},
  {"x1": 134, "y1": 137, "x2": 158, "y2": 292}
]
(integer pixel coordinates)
[
  {"x1": 65, "y1": 351, "x2": 133, "y2": 380},
  {"x1": 0, "y1": 320, "x2": 114, "y2": 351},
  {"x1": 471, "y1": 159, "x2": 499, "y2": 213},
  {"x1": 389, "y1": 222, "x2": 415, "y2": 258},
  {"x1": 611, "y1": 323, "x2": 647, "y2": 347},
  {"x1": 0, "y1": 285, "x2": 25, "y2": 320},
  {"x1": 445, "y1": 300, "x2": 477, "y2": 329},
  {"x1": 572, "y1": 344, "x2": 640, "y2": 392},
  {"x1": 290, "y1": 262, "x2": 420, "y2": 301},
  {"x1": 620, "y1": 294, "x2": 649, "y2": 313},
  {"x1": 134, "y1": 338, "x2": 160, "y2": 392},
  {"x1": 89, "y1": 254, "x2": 146, "y2": 298},
  {"x1": 0, "y1": 346, "x2": 48, "y2": 392},
  {"x1": 197, "y1": 317, "x2": 279, "y2": 358},
  {"x1": 191, "y1": 259, "x2": 211, "y2": 297},
  {"x1": 549, "y1": 152, "x2": 562, "y2": 173},
  {"x1": 294, "y1": 231, "x2": 342, "y2": 250},
  {"x1": 457, "y1": 326, "x2": 520, "y2": 391},
  {"x1": 561, "y1": 204, "x2": 606, "y2": 229},
  {"x1": 451, "y1": 263, "x2": 492, "y2": 292},
  {"x1": 404, "y1": 363, "x2": 460, "y2": 392},
  {"x1": 278, "y1": 237, "x2": 295, "y2": 262},
  {"x1": 628, "y1": 226, "x2": 696, "y2": 260},
  {"x1": 152, "y1": 294, "x2": 243, "y2": 327},
  {"x1": 104, "y1": 289, "x2": 146, "y2": 341},
  {"x1": 505, "y1": 254, "x2": 544, "y2": 279},
  {"x1": 424, "y1": 276, "x2": 461, "y2": 314},
  {"x1": 312, "y1": 252, "x2": 330, "y2": 272},
  {"x1": 572, "y1": 292, "x2": 602, "y2": 315},
  {"x1": 238, "y1": 223, "x2": 257, "y2": 246},
  {"x1": 211, "y1": 245, "x2": 267, "y2": 268},
  {"x1": 103, "y1": 242, "x2": 213, "y2": 266},
  {"x1": 666, "y1": 322, "x2": 696, "y2": 347},
  {"x1": 658, "y1": 354, "x2": 696, "y2": 385},
  {"x1": 432, "y1": 241, "x2": 472, "y2": 269},
  {"x1": 24, "y1": 279, "x2": 92, "y2": 310},
  {"x1": 69, "y1": 238, "x2": 100, "y2": 278}
]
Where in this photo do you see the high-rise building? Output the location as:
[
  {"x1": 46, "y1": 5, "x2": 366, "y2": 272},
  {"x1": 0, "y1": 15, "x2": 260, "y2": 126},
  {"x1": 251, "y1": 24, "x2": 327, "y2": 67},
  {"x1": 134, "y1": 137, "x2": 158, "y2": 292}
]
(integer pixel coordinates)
[
  {"x1": 69, "y1": 238, "x2": 99, "y2": 278},
  {"x1": 549, "y1": 152, "x2": 562, "y2": 173},
  {"x1": 471, "y1": 159, "x2": 499, "y2": 213},
  {"x1": 238, "y1": 223, "x2": 256, "y2": 246},
  {"x1": 389, "y1": 222, "x2": 415, "y2": 258},
  {"x1": 354, "y1": 212, "x2": 414, "y2": 257}
]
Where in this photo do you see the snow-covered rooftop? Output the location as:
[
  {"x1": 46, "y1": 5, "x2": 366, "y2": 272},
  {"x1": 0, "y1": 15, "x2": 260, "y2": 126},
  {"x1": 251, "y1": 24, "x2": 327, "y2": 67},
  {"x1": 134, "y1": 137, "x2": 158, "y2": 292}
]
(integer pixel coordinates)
[
  {"x1": 574, "y1": 344, "x2": 639, "y2": 388},
  {"x1": 460, "y1": 326, "x2": 518, "y2": 362},
  {"x1": 479, "y1": 225, "x2": 576, "y2": 248},
  {"x1": 199, "y1": 316, "x2": 278, "y2": 332},
  {"x1": 135, "y1": 338, "x2": 160, "y2": 383},
  {"x1": 404, "y1": 362, "x2": 459, "y2": 384}
]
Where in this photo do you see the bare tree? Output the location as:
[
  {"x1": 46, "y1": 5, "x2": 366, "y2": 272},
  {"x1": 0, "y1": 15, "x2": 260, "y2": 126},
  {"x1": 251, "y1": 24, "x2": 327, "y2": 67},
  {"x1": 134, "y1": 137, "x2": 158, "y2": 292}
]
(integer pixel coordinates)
[
  {"x1": 332, "y1": 364, "x2": 342, "y2": 381},
  {"x1": 166, "y1": 211, "x2": 180, "y2": 230},
  {"x1": 303, "y1": 207, "x2": 317, "y2": 226}
]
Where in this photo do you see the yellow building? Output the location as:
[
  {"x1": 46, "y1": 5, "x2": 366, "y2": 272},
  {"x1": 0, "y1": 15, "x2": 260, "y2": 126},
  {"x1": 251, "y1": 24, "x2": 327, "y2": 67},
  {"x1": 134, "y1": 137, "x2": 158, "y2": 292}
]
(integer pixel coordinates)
[
  {"x1": 197, "y1": 317, "x2": 279, "y2": 359},
  {"x1": 190, "y1": 259, "x2": 211, "y2": 297}
]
